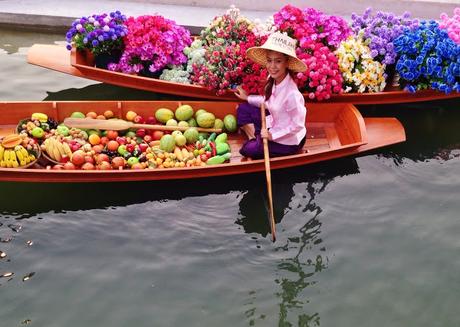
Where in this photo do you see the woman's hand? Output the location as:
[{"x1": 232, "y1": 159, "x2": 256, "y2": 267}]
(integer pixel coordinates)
[
  {"x1": 233, "y1": 85, "x2": 248, "y2": 101},
  {"x1": 260, "y1": 128, "x2": 272, "y2": 141}
]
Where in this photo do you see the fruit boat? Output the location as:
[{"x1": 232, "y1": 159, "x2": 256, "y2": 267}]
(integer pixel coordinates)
[
  {"x1": 27, "y1": 44, "x2": 460, "y2": 104},
  {"x1": 0, "y1": 100, "x2": 405, "y2": 183}
]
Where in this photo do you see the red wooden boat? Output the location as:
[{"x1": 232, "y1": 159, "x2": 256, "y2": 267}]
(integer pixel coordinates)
[
  {"x1": 0, "y1": 100, "x2": 405, "y2": 183},
  {"x1": 27, "y1": 44, "x2": 460, "y2": 104}
]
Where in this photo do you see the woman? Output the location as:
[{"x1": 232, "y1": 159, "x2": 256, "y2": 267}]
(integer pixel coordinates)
[{"x1": 234, "y1": 32, "x2": 307, "y2": 159}]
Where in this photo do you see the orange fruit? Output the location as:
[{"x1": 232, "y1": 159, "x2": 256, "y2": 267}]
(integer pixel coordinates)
[
  {"x1": 104, "y1": 110, "x2": 114, "y2": 119},
  {"x1": 88, "y1": 134, "x2": 101, "y2": 145},
  {"x1": 86, "y1": 111, "x2": 98, "y2": 119},
  {"x1": 126, "y1": 111, "x2": 137, "y2": 121},
  {"x1": 96, "y1": 115, "x2": 106, "y2": 120},
  {"x1": 106, "y1": 130, "x2": 118, "y2": 140}
]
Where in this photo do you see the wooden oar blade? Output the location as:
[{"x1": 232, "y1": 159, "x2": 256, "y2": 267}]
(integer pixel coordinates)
[{"x1": 63, "y1": 118, "x2": 132, "y2": 131}]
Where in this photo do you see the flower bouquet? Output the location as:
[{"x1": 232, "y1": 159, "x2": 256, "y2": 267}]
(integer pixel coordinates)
[
  {"x1": 273, "y1": 5, "x2": 348, "y2": 100},
  {"x1": 394, "y1": 20, "x2": 460, "y2": 94},
  {"x1": 351, "y1": 8, "x2": 419, "y2": 66},
  {"x1": 439, "y1": 8, "x2": 460, "y2": 44},
  {"x1": 191, "y1": 6, "x2": 268, "y2": 95},
  {"x1": 65, "y1": 11, "x2": 128, "y2": 68},
  {"x1": 108, "y1": 15, "x2": 192, "y2": 77},
  {"x1": 335, "y1": 34, "x2": 387, "y2": 93}
]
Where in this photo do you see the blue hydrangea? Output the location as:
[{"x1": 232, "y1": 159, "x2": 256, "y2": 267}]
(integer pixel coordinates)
[{"x1": 394, "y1": 20, "x2": 460, "y2": 94}]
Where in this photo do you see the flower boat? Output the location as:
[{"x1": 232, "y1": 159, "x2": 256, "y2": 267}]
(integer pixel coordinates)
[
  {"x1": 27, "y1": 44, "x2": 460, "y2": 104},
  {"x1": 0, "y1": 100, "x2": 405, "y2": 183}
]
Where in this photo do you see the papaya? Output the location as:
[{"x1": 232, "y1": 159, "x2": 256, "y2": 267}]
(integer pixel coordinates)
[
  {"x1": 223, "y1": 114, "x2": 237, "y2": 132},
  {"x1": 195, "y1": 109, "x2": 207, "y2": 118},
  {"x1": 197, "y1": 112, "x2": 216, "y2": 128},
  {"x1": 155, "y1": 108, "x2": 175, "y2": 124},
  {"x1": 213, "y1": 118, "x2": 224, "y2": 130},
  {"x1": 184, "y1": 128, "x2": 199, "y2": 144},
  {"x1": 159, "y1": 134, "x2": 176, "y2": 153},
  {"x1": 175, "y1": 104, "x2": 194, "y2": 121}
]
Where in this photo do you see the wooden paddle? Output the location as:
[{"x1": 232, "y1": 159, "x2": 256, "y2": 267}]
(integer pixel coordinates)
[
  {"x1": 63, "y1": 117, "x2": 222, "y2": 133},
  {"x1": 260, "y1": 103, "x2": 276, "y2": 242}
]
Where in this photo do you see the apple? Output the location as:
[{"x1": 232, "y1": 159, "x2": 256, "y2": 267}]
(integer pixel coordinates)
[
  {"x1": 84, "y1": 155, "x2": 95, "y2": 164},
  {"x1": 63, "y1": 162, "x2": 76, "y2": 170},
  {"x1": 127, "y1": 156, "x2": 139, "y2": 167},
  {"x1": 116, "y1": 136, "x2": 127, "y2": 145},
  {"x1": 59, "y1": 155, "x2": 70, "y2": 163},
  {"x1": 152, "y1": 130, "x2": 164, "y2": 141},
  {"x1": 97, "y1": 161, "x2": 112, "y2": 170},
  {"x1": 71, "y1": 150, "x2": 86, "y2": 166},
  {"x1": 131, "y1": 163, "x2": 144, "y2": 170},
  {"x1": 136, "y1": 129, "x2": 146, "y2": 137},
  {"x1": 126, "y1": 144, "x2": 135, "y2": 153},
  {"x1": 111, "y1": 156, "x2": 125, "y2": 169},
  {"x1": 117, "y1": 144, "x2": 127, "y2": 155},
  {"x1": 146, "y1": 116, "x2": 157, "y2": 125},
  {"x1": 52, "y1": 164, "x2": 64, "y2": 170},
  {"x1": 143, "y1": 135, "x2": 153, "y2": 143},
  {"x1": 96, "y1": 153, "x2": 110, "y2": 163},
  {"x1": 138, "y1": 143, "x2": 149, "y2": 152},
  {"x1": 133, "y1": 115, "x2": 145, "y2": 124},
  {"x1": 81, "y1": 162, "x2": 95, "y2": 170},
  {"x1": 92, "y1": 144, "x2": 104, "y2": 153},
  {"x1": 99, "y1": 136, "x2": 109, "y2": 145}
]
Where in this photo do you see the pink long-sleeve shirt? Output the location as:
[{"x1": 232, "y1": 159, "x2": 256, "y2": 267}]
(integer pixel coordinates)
[{"x1": 248, "y1": 74, "x2": 306, "y2": 145}]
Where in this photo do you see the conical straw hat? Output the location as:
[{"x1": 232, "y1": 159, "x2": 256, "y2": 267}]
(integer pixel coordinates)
[{"x1": 246, "y1": 32, "x2": 307, "y2": 73}]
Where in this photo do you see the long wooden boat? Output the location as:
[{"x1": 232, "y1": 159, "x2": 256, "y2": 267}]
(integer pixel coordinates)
[
  {"x1": 27, "y1": 44, "x2": 460, "y2": 104},
  {"x1": 0, "y1": 100, "x2": 405, "y2": 183}
]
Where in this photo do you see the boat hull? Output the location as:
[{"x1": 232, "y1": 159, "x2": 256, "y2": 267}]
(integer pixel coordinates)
[{"x1": 0, "y1": 100, "x2": 405, "y2": 183}]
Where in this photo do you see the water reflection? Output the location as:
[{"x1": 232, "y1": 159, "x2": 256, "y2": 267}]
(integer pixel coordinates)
[
  {"x1": 0, "y1": 28, "x2": 64, "y2": 54},
  {"x1": 240, "y1": 159, "x2": 359, "y2": 326}
]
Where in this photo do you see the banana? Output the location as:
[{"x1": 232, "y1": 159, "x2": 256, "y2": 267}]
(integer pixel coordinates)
[
  {"x1": 31, "y1": 113, "x2": 48, "y2": 122},
  {"x1": 0, "y1": 145, "x2": 4, "y2": 161},
  {"x1": 5, "y1": 150, "x2": 12, "y2": 168},
  {"x1": 0, "y1": 160, "x2": 6, "y2": 168},
  {"x1": 3, "y1": 149, "x2": 10, "y2": 161},
  {"x1": 15, "y1": 146, "x2": 24, "y2": 162},
  {"x1": 52, "y1": 142, "x2": 62, "y2": 162},
  {"x1": 62, "y1": 142, "x2": 72, "y2": 157},
  {"x1": 56, "y1": 140, "x2": 66, "y2": 158}
]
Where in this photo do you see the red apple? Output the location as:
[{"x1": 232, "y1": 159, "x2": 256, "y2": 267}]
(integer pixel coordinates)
[
  {"x1": 59, "y1": 155, "x2": 70, "y2": 163},
  {"x1": 111, "y1": 156, "x2": 125, "y2": 169},
  {"x1": 126, "y1": 144, "x2": 135, "y2": 153},
  {"x1": 138, "y1": 143, "x2": 149, "y2": 152},
  {"x1": 84, "y1": 155, "x2": 95, "y2": 164},
  {"x1": 136, "y1": 129, "x2": 146, "y2": 137},
  {"x1": 116, "y1": 136, "x2": 127, "y2": 145},
  {"x1": 100, "y1": 136, "x2": 109, "y2": 145},
  {"x1": 146, "y1": 116, "x2": 157, "y2": 124},
  {"x1": 97, "y1": 161, "x2": 112, "y2": 170},
  {"x1": 81, "y1": 162, "x2": 95, "y2": 170},
  {"x1": 152, "y1": 130, "x2": 164, "y2": 141},
  {"x1": 96, "y1": 153, "x2": 110, "y2": 163},
  {"x1": 133, "y1": 115, "x2": 145, "y2": 124},
  {"x1": 71, "y1": 150, "x2": 86, "y2": 166},
  {"x1": 92, "y1": 144, "x2": 104, "y2": 153},
  {"x1": 63, "y1": 162, "x2": 76, "y2": 170},
  {"x1": 143, "y1": 135, "x2": 153, "y2": 143}
]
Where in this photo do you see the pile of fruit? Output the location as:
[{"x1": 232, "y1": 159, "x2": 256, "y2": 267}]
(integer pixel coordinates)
[
  {"x1": 1, "y1": 104, "x2": 238, "y2": 170},
  {"x1": 0, "y1": 134, "x2": 40, "y2": 168}
]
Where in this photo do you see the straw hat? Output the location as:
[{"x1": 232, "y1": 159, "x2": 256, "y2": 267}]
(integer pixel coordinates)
[{"x1": 246, "y1": 32, "x2": 307, "y2": 73}]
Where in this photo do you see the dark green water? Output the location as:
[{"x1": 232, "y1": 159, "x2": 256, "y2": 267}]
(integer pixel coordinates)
[{"x1": 1, "y1": 28, "x2": 460, "y2": 327}]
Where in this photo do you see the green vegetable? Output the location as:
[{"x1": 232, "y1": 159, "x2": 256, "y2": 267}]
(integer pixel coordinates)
[
  {"x1": 215, "y1": 133, "x2": 228, "y2": 144},
  {"x1": 216, "y1": 142, "x2": 230, "y2": 155},
  {"x1": 206, "y1": 152, "x2": 231, "y2": 165}
]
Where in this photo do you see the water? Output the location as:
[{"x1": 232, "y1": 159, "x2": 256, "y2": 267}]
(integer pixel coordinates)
[{"x1": 1, "y1": 28, "x2": 460, "y2": 327}]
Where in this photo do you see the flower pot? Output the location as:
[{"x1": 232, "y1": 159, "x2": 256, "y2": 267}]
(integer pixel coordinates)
[{"x1": 94, "y1": 50, "x2": 122, "y2": 70}]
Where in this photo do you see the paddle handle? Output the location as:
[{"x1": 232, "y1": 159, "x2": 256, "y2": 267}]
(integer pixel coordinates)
[
  {"x1": 131, "y1": 123, "x2": 222, "y2": 133},
  {"x1": 260, "y1": 103, "x2": 276, "y2": 242}
]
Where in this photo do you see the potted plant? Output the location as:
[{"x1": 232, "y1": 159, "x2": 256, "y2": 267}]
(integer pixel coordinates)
[{"x1": 66, "y1": 11, "x2": 128, "y2": 69}]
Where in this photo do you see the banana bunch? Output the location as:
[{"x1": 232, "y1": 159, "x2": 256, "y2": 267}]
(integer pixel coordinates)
[
  {"x1": 0, "y1": 144, "x2": 36, "y2": 168},
  {"x1": 43, "y1": 138, "x2": 72, "y2": 162}
]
